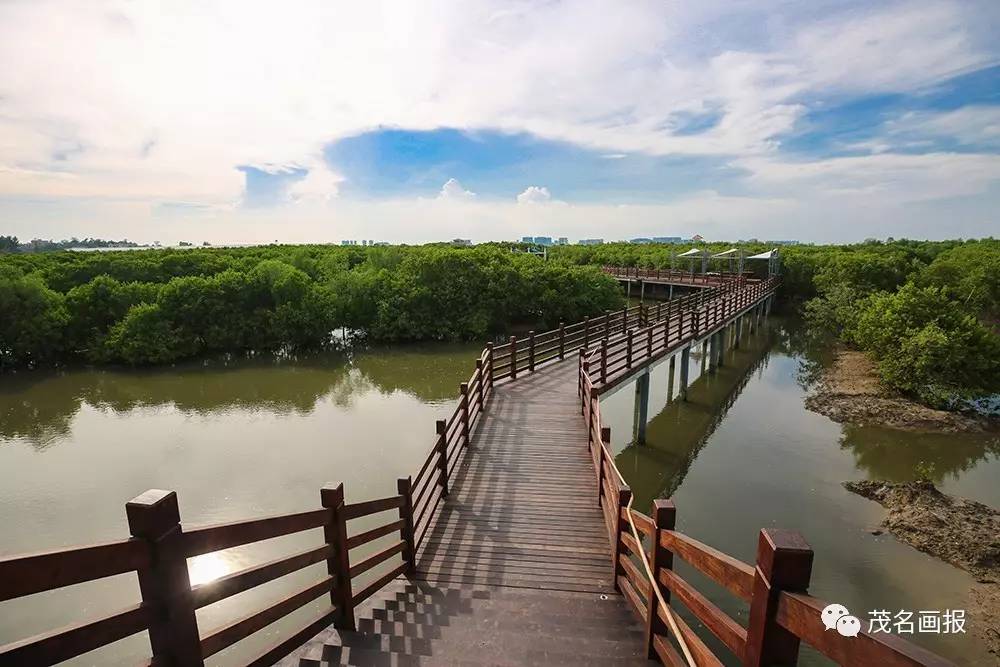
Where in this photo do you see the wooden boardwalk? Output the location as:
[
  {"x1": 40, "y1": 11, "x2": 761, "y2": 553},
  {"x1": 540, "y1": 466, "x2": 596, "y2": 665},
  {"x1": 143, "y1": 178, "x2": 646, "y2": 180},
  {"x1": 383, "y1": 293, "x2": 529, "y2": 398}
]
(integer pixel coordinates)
[
  {"x1": 283, "y1": 359, "x2": 651, "y2": 665},
  {"x1": 2, "y1": 274, "x2": 953, "y2": 667},
  {"x1": 415, "y1": 359, "x2": 614, "y2": 593}
]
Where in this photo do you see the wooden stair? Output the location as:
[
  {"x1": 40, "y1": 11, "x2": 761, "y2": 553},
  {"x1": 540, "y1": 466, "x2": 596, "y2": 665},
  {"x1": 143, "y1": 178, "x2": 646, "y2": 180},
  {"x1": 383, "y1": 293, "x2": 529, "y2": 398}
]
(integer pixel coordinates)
[{"x1": 281, "y1": 579, "x2": 653, "y2": 666}]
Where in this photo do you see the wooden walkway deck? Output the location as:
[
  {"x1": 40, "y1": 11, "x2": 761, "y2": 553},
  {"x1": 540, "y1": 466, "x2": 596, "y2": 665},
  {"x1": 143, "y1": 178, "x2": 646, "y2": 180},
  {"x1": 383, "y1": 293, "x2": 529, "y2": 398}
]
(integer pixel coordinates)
[
  {"x1": 4, "y1": 274, "x2": 952, "y2": 667},
  {"x1": 415, "y1": 360, "x2": 614, "y2": 593},
  {"x1": 283, "y1": 359, "x2": 651, "y2": 665}
]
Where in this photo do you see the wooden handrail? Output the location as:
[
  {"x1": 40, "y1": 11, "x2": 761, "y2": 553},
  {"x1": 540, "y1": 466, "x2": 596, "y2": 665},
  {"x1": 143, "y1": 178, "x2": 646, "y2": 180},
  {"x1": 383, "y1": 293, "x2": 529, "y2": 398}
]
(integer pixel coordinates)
[
  {"x1": 0, "y1": 274, "x2": 949, "y2": 667},
  {"x1": 578, "y1": 277, "x2": 953, "y2": 667}
]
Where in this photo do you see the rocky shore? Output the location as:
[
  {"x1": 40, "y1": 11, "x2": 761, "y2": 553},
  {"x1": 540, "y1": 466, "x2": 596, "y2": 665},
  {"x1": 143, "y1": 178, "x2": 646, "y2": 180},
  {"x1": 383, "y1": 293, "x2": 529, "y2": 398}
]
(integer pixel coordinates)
[
  {"x1": 805, "y1": 348, "x2": 990, "y2": 432},
  {"x1": 845, "y1": 480, "x2": 1000, "y2": 657}
]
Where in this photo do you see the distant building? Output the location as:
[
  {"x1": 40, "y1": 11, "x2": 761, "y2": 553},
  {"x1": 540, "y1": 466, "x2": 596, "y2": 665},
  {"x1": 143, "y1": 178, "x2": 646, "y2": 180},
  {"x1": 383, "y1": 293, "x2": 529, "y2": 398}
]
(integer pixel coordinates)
[
  {"x1": 578, "y1": 238, "x2": 603, "y2": 245},
  {"x1": 557, "y1": 237, "x2": 568, "y2": 245},
  {"x1": 533, "y1": 236, "x2": 553, "y2": 246},
  {"x1": 652, "y1": 236, "x2": 683, "y2": 244},
  {"x1": 341, "y1": 240, "x2": 359, "y2": 246},
  {"x1": 772, "y1": 240, "x2": 799, "y2": 245},
  {"x1": 630, "y1": 238, "x2": 653, "y2": 244},
  {"x1": 451, "y1": 238, "x2": 472, "y2": 246},
  {"x1": 521, "y1": 236, "x2": 534, "y2": 243},
  {"x1": 691, "y1": 234, "x2": 704, "y2": 242}
]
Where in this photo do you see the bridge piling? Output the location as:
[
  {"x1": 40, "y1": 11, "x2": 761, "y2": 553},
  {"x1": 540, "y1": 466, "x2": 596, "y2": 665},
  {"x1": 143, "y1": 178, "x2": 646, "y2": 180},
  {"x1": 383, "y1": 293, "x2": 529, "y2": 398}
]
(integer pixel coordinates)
[
  {"x1": 666, "y1": 356, "x2": 676, "y2": 402},
  {"x1": 679, "y1": 346, "x2": 690, "y2": 400},
  {"x1": 633, "y1": 370, "x2": 650, "y2": 444}
]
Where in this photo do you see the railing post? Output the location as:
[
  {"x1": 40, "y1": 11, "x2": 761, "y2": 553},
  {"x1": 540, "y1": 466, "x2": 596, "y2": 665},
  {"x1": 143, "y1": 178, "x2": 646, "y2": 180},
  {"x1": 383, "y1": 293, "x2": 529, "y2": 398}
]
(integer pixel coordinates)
[
  {"x1": 475, "y1": 359, "x2": 485, "y2": 412},
  {"x1": 647, "y1": 326, "x2": 653, "y2": 358},
  {"x1": 604, "y1": 311, "x2": 611, "y2": 341},
  {"x1": 597, "y1": 426, "x2": 610, "y2": 505},
  {"x1": 558, "y1": 321, "x2": 565, "y2": 360},
  {"x1": 601, "y1": 339, "x2": 608, "y2": 383},
  {"x1": 126, "y1": 490, "x2": 204, "y2": 666},
  {"x1": 436, "y1": 419, "x2": 449, "y2": 497},
  {"x1": 744, "y1": 529, "x2": 814, "y2": 667},
  {"x1": 646, "y1": 499, "x2": 676, "y2": 658},
  {"x1": 320, "y1": 483, "x2": 355, "y2": 630},
  {"x1": 611, "y1": 483, "x2": 633, "y2": 591},
  {"x1": 460, "y1": 382, "x2": 470, "y2": 446},
  {"x1": 510, "y1": 335, "x2": 518, "y2": 380},
  {"x1": 397, "y1": 477, "x2": 417, "y2": 575},
  {"x1": 579, "y1": 353, "x2": 587, "y2": 401},
  {"x1": 621, "y1": 306, "x2": 628, "y2": 332},
  {"x1": 485, "y1": 342, "x2": 494, "y2": 394},
  {"x1": 528, "y1": 330, "x2": 536, "y2": 372},
  {"x1": 584, "y1": 316, "x2": 591, "y2": 349}
]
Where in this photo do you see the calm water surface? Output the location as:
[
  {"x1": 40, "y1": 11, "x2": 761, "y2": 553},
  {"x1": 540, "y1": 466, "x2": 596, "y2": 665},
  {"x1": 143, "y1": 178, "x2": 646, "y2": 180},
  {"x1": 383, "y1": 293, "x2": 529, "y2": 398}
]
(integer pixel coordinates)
[
  {"x1": 1, "y1": 321, "x2": 997, "y2": 664},
  {"x1": 599, "y1": 318, "x2": 999, "y2": 665}
]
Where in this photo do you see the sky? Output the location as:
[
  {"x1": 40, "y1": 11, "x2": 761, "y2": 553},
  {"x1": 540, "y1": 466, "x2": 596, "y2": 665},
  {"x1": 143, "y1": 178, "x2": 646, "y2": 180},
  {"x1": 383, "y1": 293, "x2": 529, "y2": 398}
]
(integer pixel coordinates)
[{"x1": 1, "y1": 0, "x2": 998, "y2": 244}]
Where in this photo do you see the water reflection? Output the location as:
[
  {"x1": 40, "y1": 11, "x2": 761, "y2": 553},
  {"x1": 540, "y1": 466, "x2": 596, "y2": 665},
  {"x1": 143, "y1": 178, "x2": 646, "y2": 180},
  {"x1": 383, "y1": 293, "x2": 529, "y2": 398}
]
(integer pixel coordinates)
[
  {"x1": 615, "y1": 327, "x2": 774, "y2": 509},
  {"x1": 0, "y1": 342, "x2": 483, "y2": 449},
  {"x1": 603, "y1": 317, "x2": 1000, "y2": 665},
  {"x1": 840, "y1": 425, "x2": 1000, "y2": 484}
]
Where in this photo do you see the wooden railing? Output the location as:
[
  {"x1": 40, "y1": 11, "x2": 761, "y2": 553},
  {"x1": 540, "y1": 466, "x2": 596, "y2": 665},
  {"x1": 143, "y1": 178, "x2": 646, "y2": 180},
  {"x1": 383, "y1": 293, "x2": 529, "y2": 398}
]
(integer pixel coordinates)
[
  {"x1": 577, "y1": 281, "x2": 955, "y2": 667},
  {"x1": 604, "y1": 265, "x2": 750, "y2": 286},
  {"x1": 0, "y1": 484, "x2": 414, "y2": 666},
  {"x1": 0, "y1": 281, "x2": 709, "y2": 666},
  {"x1": 583, "y1": 277, "x2": 777, "y2": 392}
]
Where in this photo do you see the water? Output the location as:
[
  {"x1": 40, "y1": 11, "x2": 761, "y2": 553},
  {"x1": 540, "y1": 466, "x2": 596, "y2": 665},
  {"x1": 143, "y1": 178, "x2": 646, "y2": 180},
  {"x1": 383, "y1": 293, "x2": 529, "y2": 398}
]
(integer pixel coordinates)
[
  {"x1": 0, "y1": 343, "x2": 480, "y2": 665},
  {"x1": 1, "y1": 322, "x2": 997, "y2": 664},
  {"x1": 598, "y1": 318, "x2": 999, "y2": 665}
]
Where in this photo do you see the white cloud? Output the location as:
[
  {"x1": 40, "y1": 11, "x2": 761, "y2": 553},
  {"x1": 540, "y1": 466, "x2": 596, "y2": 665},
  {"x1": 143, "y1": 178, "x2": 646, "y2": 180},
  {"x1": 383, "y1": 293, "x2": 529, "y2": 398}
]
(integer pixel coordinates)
[
  {"x1": 735, "y1": 152, "x2": 1000, "y2": 202},
  {"x1": 0, "y1": 1, "x2": 997, "y2": 239},
  {"x1": 287, "y1": 161, "x2": 342, "y2": 204},
  {"x1": 516, "y1": 186, "x2": 551, "y2": 204},
  {"x1": 439, "y1": 178, "x2": 476, "y2": 200}
]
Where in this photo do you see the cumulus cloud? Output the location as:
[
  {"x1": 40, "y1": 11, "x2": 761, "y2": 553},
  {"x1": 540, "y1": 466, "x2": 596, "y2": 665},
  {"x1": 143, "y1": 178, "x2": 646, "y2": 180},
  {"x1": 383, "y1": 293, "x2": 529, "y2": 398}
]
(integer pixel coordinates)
[
  {"x1": 439, "y1": 178, "x2": 476, "y2": 200},
  {"x1": 0, "y1": 1, "x2": 997, "y2": 239},
  {"x1": 516, "y1": 186, "x2": 552, "y2": 204}
]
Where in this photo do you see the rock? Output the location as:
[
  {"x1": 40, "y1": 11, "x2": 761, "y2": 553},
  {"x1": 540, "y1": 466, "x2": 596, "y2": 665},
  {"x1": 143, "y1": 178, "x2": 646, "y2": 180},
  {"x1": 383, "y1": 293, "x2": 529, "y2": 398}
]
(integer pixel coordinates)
[
  {"x1": 805, "y1": 348, "x2": 991, "y2": 432},
  {"x1": 845, "y1": 479, "x2": 1000, "y2": 656}
]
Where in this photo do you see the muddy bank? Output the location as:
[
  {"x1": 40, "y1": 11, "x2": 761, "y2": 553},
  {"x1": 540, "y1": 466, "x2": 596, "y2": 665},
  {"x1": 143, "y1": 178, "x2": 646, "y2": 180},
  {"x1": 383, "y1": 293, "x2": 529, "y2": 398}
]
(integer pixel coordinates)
[
  {"x1": 845, "y1": 480, "x2": 1000, "y2": 656},
  {"x1": 805, "y1": 348, "x2": 988, "y2": 432}
]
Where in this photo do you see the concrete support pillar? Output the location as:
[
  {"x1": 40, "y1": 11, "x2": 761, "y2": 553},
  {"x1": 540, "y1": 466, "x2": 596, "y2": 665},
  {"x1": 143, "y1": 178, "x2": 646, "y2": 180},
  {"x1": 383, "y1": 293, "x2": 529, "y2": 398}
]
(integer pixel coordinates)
[
  {"x1": 734, "y1": 315, "x2": 742, "y2": 349},
  {"x1": 666, "y1": 356, "x2": 676, "y2": 403},
  {"x1": 668, "y1": 284, "x2": 674, "y2": 300},
  {"x1": 626, "y1": 280, "x2": 631, "y2": 300},
  {"x1": 679, "y1": 347, "x2": 690, "y2": 401},
  {"x1": 639, "y1": 280, "x2": 645, "y2": 306},
  {"x1": 633, "y1": 370, "x2": 651, "y2": 445}
]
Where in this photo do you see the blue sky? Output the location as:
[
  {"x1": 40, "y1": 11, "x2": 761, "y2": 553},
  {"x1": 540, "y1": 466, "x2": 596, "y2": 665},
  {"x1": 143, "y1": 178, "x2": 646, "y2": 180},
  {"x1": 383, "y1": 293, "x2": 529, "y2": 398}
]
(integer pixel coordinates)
[{"x1": 0, "y1": 1, "x2": 998, "y2": 243}]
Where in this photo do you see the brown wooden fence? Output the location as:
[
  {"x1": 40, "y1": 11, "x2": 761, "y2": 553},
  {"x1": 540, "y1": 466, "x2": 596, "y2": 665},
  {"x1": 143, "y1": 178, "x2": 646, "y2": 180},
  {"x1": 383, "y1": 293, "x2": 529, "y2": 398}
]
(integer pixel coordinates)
[
  {"x1": 0, "y1": 274, "x2": 954, "y2": 666},
  {"x1": 577, "y1": 281, "x2": 955, "y2": 667},
  {"x1": 0, "y1": 283, "x2": 710, "y2": 666},
  {"x1": 0, "y1": 483, "x2": 413, "y2": 666},
  {"x1": 604, "y1": 265, "x2": 750, "y2": 286}
]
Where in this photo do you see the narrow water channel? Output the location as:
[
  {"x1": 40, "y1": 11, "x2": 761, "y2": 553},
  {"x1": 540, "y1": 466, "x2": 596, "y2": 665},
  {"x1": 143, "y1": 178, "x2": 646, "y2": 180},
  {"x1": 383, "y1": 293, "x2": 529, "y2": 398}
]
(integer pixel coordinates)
[
  {"x1": 1, "y1": 320, "x2": 997, "y2": 664},
  {"x1": 598, "y1": 317, "x2": 999, "y2": 665}
]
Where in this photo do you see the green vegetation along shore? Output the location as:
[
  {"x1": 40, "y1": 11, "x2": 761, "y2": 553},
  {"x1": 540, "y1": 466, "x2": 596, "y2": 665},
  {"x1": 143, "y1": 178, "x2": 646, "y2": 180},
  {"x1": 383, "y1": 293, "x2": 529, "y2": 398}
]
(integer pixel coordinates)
[
  {"x1": 2, "y1": 238, "x2": 998, "y2": 411},
  {"x1": 547, "y1": 238, "x2": 1000, "y2": 408},
  {"x1": 0, "y1": 245, "x2": 622, "y2": 368}
]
